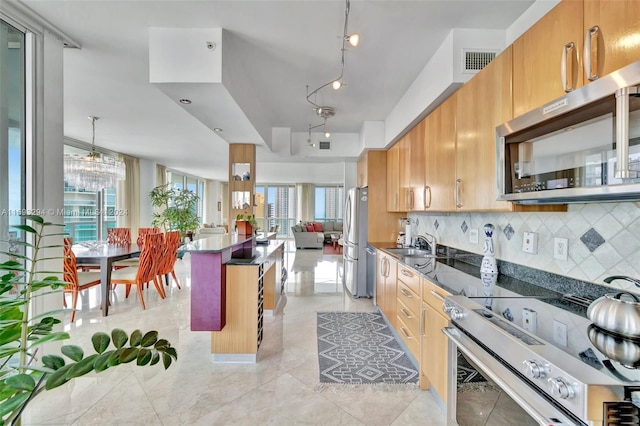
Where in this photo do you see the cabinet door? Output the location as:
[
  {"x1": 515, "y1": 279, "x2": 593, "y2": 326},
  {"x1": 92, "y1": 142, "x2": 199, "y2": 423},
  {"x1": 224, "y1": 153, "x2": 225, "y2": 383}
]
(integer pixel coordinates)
[
  {"x1": 425, "y1": 94, "x2": 456, "y2": 211},
  {"x1": 583, "y1": 0, "x2": 640, "y2": 81},
  {"x1": 409, "y1": 119, "x2": 426, "y2": 211},
  {"x1": 422, "y1": 304, "x2": 449, "y2": 403},
  {"x1": 384, "y1": 256, "x2": 398, "y2": 329},
  {"x1": 456, "y1": 47, "x2": 514, "y2": 211},
  {"x1": 398, "y1": 135, "x2": 411, "y2": 211},
  {"x1": 386, "y1": 144, "x2": 401, "y2": 212},
  {"x1": 512, "y1": 0, "x2": 584, "y2": 117}
]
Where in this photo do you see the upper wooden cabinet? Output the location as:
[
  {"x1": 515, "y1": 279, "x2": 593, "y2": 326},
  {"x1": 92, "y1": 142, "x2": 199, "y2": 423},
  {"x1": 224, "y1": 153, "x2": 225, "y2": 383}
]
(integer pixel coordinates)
[
  {"x1": 424, "y1": 94, "x2": 456, "y2": 211},
  {"x1": 456, "y1": 47, "x2": 515, "y2": 211},
  {"x1": 408, "y1": 120, "x2": 426, "y2": 211},
  {"x1": 386, "y1": 143, "x2": 401, "y2": 212},
  {"x1": 583, "y1": 0, "x2": 640, "y2": 81},
  {"x1": 398, "y1": 134, "x2": 412, "y2": 211},
  {"x1": 512, "y1": 0, "x2": 584, "y2": 117},
  {"x1": 513, "y1": 0, "x2": 640, "y2": 118}
]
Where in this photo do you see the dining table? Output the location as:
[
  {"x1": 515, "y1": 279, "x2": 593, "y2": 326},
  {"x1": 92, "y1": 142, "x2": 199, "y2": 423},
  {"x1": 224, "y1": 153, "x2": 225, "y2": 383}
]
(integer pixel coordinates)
[{"x1": 72, "y1": 242, "x2": 140, "y2": 316}]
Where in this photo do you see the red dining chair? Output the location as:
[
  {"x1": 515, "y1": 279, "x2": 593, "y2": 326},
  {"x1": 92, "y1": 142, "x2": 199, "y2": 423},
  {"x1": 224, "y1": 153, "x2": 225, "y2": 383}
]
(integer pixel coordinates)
[
  {"x1": 107, "y1": 227, "x2": 132, "y2": 245},
  {"x1": 113, "y1": 227, "x2": 160, "y2": 269},
  {"x1": 110, "y1": 233, "x2": 165, "y2": 309},
  {"x1": 63, "y1": 237, "x2": 102, "y2": 322}
]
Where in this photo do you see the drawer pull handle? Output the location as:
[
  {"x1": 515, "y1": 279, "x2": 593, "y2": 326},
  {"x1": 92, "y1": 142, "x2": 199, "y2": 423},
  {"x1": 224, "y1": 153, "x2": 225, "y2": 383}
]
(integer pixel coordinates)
[
  {"x1": 400, "y1": 308, "x2": 412, "y2": 319},
  {"x1": 420, "y1": 307, "x2": 426, "y2": 337},
  {"x1": 430, "y1": 289, "x2": 445, "y2": 302},
  {"x1": 400, "y1": 327, "x2": 411, "y2": 339},
  {"x1": 401, "y1": 269, "x2": 414, "y2": 278},
  {"x1": 400, "y1": 288, "x2": 413, "y2": 298}
]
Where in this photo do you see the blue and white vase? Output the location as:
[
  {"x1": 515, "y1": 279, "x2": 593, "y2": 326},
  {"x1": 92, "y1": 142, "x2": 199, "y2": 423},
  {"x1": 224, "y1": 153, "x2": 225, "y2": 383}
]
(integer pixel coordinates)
[{"x1": 480, "y1": 224, "x2": 498, "y2": 310}]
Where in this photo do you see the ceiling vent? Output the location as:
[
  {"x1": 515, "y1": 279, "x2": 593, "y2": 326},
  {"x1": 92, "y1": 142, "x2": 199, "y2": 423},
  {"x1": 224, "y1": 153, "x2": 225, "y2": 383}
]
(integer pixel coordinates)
[
  {"x1": 319, "y1": 141, "x2": 331, "y2": 150},
  {"x1": 462, "y1": 49, "x2": 497, "y2": 74}
]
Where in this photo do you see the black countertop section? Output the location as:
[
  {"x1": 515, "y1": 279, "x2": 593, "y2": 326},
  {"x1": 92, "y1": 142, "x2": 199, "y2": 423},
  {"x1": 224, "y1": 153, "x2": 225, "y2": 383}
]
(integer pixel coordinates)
[
  {"x1": 226, "y1": 240, "x2": 285, "y2": 266},
  {"x1": 369, "y1": 242, "x2": 593, "y2": 318}
]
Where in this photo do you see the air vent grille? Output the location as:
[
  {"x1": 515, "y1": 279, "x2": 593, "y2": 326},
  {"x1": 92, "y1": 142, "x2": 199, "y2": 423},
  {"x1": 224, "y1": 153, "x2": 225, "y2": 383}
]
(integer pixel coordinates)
[
  {"x1": 319, "y1": 141, "x2": 331, "y2": 150},
  {"x1": 463, "y1": 50, "x2": 497, "y2": 73}
]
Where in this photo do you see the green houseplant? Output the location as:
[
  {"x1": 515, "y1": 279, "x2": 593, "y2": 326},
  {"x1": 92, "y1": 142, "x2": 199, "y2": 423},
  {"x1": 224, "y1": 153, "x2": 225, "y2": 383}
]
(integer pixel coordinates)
[
  {"x1": 0, "y1": 216, "x2": 177, "y2": 425},
  {"x1": 149, "y1": 183, "x2": 200, "y2": 239}
]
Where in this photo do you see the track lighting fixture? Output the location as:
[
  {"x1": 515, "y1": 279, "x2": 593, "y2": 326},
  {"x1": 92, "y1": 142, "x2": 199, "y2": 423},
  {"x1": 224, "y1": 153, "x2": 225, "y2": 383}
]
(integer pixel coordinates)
[{"x1": 305, "y1": 0, "x2": 359, "y2": 139}]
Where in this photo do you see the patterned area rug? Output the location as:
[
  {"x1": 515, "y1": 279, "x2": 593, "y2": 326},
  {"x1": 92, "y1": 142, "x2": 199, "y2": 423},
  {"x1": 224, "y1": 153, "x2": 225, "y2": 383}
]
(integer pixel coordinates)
[{"x1": 317, "y1": 311, "x2": 419, "y2": 384}]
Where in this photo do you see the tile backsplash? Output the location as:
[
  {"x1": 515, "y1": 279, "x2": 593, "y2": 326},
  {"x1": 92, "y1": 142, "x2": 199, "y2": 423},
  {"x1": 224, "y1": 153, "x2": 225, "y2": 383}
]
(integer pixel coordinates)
[{"x1": 409, "y1": 202, "x2": 640, "y2": 293}]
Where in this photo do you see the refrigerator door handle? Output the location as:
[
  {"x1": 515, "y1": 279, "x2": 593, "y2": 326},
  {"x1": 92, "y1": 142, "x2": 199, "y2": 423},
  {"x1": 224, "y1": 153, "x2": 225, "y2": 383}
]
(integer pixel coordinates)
[{"x1": 344, "y1": 252, "x2": 358, "y2": 262}]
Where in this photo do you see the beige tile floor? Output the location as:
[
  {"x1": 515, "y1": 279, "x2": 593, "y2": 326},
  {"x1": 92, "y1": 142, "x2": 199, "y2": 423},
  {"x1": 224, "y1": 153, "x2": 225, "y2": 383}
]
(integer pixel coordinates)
[{"x1": 23, "y1": 241, "x2": 447, "y2": 425}]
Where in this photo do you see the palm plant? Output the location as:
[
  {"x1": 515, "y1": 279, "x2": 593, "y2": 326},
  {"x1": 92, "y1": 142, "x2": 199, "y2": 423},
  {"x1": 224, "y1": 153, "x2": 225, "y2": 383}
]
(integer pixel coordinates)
[
  {"x1": 0, "y1": 215, "x2": 177, "y2": 425},
  {"x1": 149, "y1": 184, "x2": 200, "y2": 239}
]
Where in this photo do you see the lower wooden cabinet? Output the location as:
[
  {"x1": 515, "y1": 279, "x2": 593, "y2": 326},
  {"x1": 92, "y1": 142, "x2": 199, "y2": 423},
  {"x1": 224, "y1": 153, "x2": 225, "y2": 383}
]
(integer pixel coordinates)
[{"x1": 420, "y1": 302, "x2": 449, "y2": 403}]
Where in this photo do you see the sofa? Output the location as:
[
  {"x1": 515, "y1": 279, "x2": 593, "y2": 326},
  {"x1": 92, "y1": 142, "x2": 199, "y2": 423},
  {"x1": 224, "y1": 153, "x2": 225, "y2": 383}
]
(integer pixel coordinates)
[{"x1": 291, "y1": 221, "x2": 343, "y2": 249}]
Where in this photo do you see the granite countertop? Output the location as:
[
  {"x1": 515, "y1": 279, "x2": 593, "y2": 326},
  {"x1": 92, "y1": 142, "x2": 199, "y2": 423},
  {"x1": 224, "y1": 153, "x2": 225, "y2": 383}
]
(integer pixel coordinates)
[
  {"x1": 368, "y1": 242, "x2": 590, "y2": 318},
  {"x1": 181, "y1": 233, "x2": 254, "y2": 253},
  {"x1": 226, "y1": 240, "x2": 285, "y2": 266}
]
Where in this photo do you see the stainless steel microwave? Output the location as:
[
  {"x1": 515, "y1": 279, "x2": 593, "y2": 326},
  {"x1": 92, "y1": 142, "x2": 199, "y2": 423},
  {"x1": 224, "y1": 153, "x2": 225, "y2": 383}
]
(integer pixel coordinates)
[{"x1": 496, "y1": 60, "x2": 640, "y2": 204}]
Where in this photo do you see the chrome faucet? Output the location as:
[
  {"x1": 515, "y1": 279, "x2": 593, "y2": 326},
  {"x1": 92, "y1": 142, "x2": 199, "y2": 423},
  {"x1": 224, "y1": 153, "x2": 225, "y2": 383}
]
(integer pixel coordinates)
[
  {"x1": 415, "y1": 233, "x2": 437, "y2": 256},
  {"x1": 603, "y1": 275, "x2": 640, "y2": 288}
]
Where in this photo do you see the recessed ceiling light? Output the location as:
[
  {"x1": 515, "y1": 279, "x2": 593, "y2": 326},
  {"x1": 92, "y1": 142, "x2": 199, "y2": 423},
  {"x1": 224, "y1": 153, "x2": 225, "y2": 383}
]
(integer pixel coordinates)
[
  {"x1": 179, "y1": 99, "x2": 192, "y2": 104},
  {"x1": 213, "y1": 128, "x2": 223, "y2": 132}
]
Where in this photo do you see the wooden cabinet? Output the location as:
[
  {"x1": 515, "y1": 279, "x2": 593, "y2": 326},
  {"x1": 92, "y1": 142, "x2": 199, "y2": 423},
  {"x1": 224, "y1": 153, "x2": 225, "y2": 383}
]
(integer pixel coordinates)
[
  {"x1": 398, "y1": 134, "x2": 411, "y2": 211},
  {"x1": 228, "y1": 144, "x2": 256, "y2": 229},
  {"x1": 361, "y1": 150, "x2": 405, "y2": 241},
  {"x1": 375, "y1": 251, "x2": 397, "y2": 329},
  {"x1": 583, "y1": 0, "x2": 640, "y2": 81},
  {"x1": 263, "y1": 244, "x2": 284, "y2": 315},
  {"x1": 420, "y1": 302, "x2": 450, "y2": 403},
  {"x1": 420, "y1": 279, "x2": 452, "y2": 402},
  {"x1": 386, "y1": 143, "x2": 401, "y2": 212},
  {"x1": 424, "y1": 94, "x2": 456, "y2": 211},
  {"x1": 408, "y1": 120, "x2": 426, "y2": 211},
  {"x1": 512, "y1": 0, "x2": 584, "y2": 117},
  {"x1": 397, "y1": 275, "x2": 421, "y2": 359},
  {"x1": 456, "y1": 47, "x2": 515, "y2": 211}
]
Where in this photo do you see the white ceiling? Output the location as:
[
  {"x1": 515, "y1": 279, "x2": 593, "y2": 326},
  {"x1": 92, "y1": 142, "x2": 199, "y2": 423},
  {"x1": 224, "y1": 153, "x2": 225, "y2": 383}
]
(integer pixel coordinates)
[{"x1": 16, "y1": 0, "x2": 536, "y2": 182}]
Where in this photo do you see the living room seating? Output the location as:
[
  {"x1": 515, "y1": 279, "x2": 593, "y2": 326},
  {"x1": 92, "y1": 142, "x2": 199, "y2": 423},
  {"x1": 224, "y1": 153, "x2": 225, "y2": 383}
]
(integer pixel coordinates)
[{"x1": 291, "y1": 221, "x2": 343, "y2": 249}]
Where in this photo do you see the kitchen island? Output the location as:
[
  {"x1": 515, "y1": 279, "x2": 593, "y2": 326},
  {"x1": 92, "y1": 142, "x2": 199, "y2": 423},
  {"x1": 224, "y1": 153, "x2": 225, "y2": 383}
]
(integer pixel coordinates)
[
  {"x1": 182, "y1": 233, "x2": 256, "y2": 331},
  {"x1": 182, "y1": 235, "x2": 286, "y2": 362}
]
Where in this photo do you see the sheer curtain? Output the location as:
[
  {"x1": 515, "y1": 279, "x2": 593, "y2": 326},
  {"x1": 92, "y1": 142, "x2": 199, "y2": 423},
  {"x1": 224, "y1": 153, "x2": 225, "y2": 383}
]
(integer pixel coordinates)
[
  {"x1": 117, "y1": 154, "x2": 140, "y2": 237},
  {"x1": 156, "y1": 164, "x2": 167, "y2": 187},
  {"x1": 296, "y1": 183, "x2": 315, "y2": 222}
]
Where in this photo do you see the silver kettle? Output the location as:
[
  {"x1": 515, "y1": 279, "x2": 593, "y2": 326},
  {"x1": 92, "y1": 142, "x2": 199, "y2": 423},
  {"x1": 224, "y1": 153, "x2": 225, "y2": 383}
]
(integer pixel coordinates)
[{"x1": 587, "y1": 276, "x2": 640, "y2": 338}]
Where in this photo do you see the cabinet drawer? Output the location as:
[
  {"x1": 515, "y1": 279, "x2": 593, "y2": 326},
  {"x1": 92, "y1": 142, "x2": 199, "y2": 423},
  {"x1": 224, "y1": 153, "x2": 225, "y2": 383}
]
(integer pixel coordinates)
[
  {"x1": 422, "y1": 279, "x2": 450, "y2": 311},
  {"x1": 397, "y1": 265, "x2": 420, "y2": 295},
  {"x1": 397, "y1": 299, "x2": 419, "y2": 337},
  {"x1": 397, "y1": 281, "x2": 420, "y2": 317},
  {"x1": 397, "y1": 314, "x2": 420, "y2": 359}
]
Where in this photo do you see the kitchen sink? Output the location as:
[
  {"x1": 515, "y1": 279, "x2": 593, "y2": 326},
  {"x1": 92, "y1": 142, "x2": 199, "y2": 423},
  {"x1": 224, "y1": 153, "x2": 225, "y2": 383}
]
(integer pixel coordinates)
[{"x1": 383, "y1": 247, "x2": 435, "y2": 257}]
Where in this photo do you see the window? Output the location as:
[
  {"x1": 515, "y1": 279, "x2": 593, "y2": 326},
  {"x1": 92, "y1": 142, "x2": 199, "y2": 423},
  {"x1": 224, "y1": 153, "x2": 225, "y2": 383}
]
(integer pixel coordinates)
[
  {"x1": 255, "y1": 185, "x2": 296, "y2": 237},
  {"x1": 0, "y1": 20, "x2": 26, "y2": 259},
  {"x1": 315, "y1": 186, "x2": 344, "y2": 222},
  {"x1": 166, "y1": 170, "x2": 204, "y2": 224}
]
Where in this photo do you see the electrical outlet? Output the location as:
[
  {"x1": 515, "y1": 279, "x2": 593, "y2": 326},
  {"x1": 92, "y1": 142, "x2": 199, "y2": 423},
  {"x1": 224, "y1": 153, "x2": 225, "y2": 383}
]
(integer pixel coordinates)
[
  {"x1": 522, "y1": 232, "x2": 538, "y2": 254},
  {"x1": 469, "y1": 229, "x2": 479, "y2": 244},
  {"x1": 553, "y1": 320, "x2": 568, "y2": 347},
  {"x1": 554, "y1": 237, "x2": 568, "y2": 261},
  {"x1": 522, "y1": 308, "x2": 537, "y2": 333}
]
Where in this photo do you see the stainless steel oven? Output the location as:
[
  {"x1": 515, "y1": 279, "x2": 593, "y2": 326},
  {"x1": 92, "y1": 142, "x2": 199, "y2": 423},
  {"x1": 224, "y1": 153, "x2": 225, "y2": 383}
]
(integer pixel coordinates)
[{"x1": 443, "y1": 295, "x2": 631, "y2": 426}]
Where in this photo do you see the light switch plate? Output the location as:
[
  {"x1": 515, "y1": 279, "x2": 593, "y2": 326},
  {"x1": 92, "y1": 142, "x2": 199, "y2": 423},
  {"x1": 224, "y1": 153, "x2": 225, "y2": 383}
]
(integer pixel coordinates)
[
  {"x1": 522, "y1": 308, "x2": 537, "y2": 333},
  {"x1": 469, "y1": 229, "x2": 479, "y2": 244},
  {"x1": 522, "y1": 231, "x2": 538, "y2": 254},
  {"x1": 553, "y1": 320, "x2": 568, "y2": 347}
]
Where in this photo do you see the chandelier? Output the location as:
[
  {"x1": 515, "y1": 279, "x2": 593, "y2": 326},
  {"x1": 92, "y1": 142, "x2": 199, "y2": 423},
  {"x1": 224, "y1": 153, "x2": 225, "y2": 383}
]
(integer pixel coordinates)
[
  {"x1": 64, "y1": 116, "x2": 126, "y2": 192},
  {"x1": 306, "y1": 0, "x2": 360, "y2": 143}
]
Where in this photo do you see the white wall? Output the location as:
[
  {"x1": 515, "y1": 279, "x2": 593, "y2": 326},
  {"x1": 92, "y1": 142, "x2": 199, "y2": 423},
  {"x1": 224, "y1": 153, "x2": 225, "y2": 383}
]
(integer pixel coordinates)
[
  {"x1": 344, "y1": 161, "x2": 357, "y2": 191},
  {"x1": 506, "y1": 0, "x2": 560, "y2": 45}
]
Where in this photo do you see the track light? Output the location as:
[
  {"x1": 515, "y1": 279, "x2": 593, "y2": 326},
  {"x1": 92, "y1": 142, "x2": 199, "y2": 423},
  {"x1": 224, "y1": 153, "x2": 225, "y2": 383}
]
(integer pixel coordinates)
[
  {"x1": 324, "y1": 131, "x2": 331, "y2": 138},
  {"x1": 332, "y1": 80, "x2": 342, "y2": 90},
  {"x1": 346, "y1": 34, "x2": 359, "y2": 47}
]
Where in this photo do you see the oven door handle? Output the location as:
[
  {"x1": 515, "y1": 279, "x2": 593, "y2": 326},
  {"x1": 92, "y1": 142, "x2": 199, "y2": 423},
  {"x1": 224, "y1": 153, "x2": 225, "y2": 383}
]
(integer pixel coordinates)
[{"x1": 443, "y1": 327, "x2": 576, "y2": 425}]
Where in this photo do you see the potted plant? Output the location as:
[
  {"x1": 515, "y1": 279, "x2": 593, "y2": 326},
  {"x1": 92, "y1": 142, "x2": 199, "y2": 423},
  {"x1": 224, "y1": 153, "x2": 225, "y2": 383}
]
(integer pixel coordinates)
[
  {"x1": 0, "y1": 215, "x2": 177, "y2": 425},
  {"x1": 150, "y1": 184, "x2": 200, "y2": 240},
  {"x1": 235, "y1": 213, "x2": 257, "y2": 235}
]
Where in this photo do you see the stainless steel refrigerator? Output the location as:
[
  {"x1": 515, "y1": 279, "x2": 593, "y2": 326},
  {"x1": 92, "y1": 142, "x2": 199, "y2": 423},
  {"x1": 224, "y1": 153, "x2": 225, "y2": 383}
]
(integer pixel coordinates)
[{"x1": 343, "y1": 187, "x2": 371, "y2": 298}]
